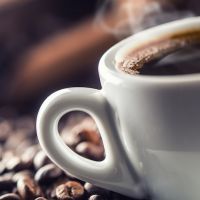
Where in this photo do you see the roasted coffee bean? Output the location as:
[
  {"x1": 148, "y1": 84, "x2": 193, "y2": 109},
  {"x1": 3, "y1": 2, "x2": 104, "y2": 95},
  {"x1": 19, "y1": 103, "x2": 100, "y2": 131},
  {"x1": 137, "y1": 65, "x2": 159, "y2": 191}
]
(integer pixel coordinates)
[
  {"x1": 77, "y1": 128, "x2": 101, "y2": 145},
  {"x1": 6, "y1": 156, "x2": 30, "y2": 172},
  {"x1": 0, "y1": 173, "x2": 15, "y2": 192},
  {"x1": 63, "y1": 128, "x2": 101, "y2": 148},
  {"x1": 33, "y1": 151, "x2": 50, "y2": 170},
  {"x1": 0, "y1": 193, "x2": 20, "y2": 200},
  {"x1": 17, "y1": 176, "x2": 43, "y2": 200},
  {"x1": 46, "y1": 178, "x2": 70, "y2": 199},
  {"x1": 61, "y1": 117, "x2": 101, "y2": 148},
  {"x1": 35, "y1": 164, "x2": 63, "y2": 185},
  {"x1": 78, "y1": 118, "x2": 101, "y2": 145},
  {"x1": 79, "y1": 118, "x2": 98, "y2": 133},
  {"x1": 5, "y1": 157, "x2": 21, "y2": 171},
  {"x1": 89, "y1": 195, "x2": 107, "y2": 200},
  {"x1": 21, "y1": 145, "x2": 40, "y2": 166},
  {"x1": 84, "y1": 183, "x2": 109, "y2": 196},
  {"x1": 61, "y1": 130, "x2": 79, "y2": 149},
  {"x1": 12, "y1": 170, "x2": 33, "y2": 183},
  {"x1": 56, "y1": 181, "x2": 84, "y2": 200},
  {"x1": 0, "y1": 115, "x2": 137, "y2": 200},
  {"x1": 15, "y1": 139, "x2": 33, "y2": 155},
  {"x1": 75, "y1": 142, "x2": 104, "y2": 161}
]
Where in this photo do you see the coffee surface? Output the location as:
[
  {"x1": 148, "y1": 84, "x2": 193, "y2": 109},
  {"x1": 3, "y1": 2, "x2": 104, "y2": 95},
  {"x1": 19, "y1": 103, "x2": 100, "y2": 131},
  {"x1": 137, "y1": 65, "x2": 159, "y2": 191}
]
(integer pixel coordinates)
[{"x1": 116, "y1": 31, "x2": 200, "y2": 75}]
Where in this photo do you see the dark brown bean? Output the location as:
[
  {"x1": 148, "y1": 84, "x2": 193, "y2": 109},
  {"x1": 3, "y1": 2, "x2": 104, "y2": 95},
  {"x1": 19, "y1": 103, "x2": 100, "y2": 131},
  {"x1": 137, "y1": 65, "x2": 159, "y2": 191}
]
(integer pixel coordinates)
[
  {"x1": 45, "y1": 178, "x2": 70, "y2": 199},
  {"x1": 21, "y1": 145, "x2": 40, "y2": 167},
  {"x1": 17, "y1": 176, "x2": 43, "y2": 200},
  {"x1": 15, "y1": 140, "x2": 33, "y2": 155},
  {"x1": 0, "y1": 115, "x2": 136, "y2": 200},
  {"x1": 56, "y1": 181, "x2": 84, "y2": 200},
  {"x1": 61, "y1": 131, "x2": 80, "y2": 149},
  {"x1": 84, "y1": 183, "x2": 109, "y2": 196},
  {"x1": 12, "y1": 170, "x2": 33, "y2": 183},
  {"x1": 62, "y1": 117, "x2": 101, "y2": 147},
  {"x1": 6, "y1": 156, "x2": 30, "y2": 172},
  {"x1": 64, "y1": 129, "x2": 100, "y2": 148},
  {"x1": 35, "y1": 164, "x2": 63, "y2": 185},
  {"x1": 33, "y1": 151, "x2": 50, "y2": 170},
  {"x1": 75, "y1": 142, "x2": 104, "y2": 161},
  {"x1": 0, "y1": 193, "x2": 20, "y2": 200},
  {"x1": 78, "y1": 117, "x2": 101, "y2": 145},
  {"x1": 5, "y1": 157, "x2": 21, "y2": 171}
]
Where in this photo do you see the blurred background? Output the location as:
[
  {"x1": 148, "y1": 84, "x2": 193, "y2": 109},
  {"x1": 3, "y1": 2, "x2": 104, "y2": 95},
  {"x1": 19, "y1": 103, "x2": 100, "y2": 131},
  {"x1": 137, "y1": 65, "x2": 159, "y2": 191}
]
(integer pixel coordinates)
[
  {"x1": 0, "y1": 0, "x2": 199, "y2": 115},
  {"x1": 0, "y1": 1, "x2": 200, "y2": 199}
]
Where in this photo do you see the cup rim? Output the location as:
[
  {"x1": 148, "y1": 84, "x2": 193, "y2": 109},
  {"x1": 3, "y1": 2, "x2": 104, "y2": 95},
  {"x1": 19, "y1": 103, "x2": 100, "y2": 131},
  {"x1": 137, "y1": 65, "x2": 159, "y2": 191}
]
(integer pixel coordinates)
[{"x1": 99, "y1": 17, "x2": 200, "y2": 84}]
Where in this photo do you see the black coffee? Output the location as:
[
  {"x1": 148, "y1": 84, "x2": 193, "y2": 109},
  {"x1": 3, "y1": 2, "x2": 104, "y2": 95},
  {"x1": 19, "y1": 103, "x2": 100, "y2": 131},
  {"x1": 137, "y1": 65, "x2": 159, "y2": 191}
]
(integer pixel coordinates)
[{"x1": 116, "y1": 31, "x2": 200, "y2": 75}]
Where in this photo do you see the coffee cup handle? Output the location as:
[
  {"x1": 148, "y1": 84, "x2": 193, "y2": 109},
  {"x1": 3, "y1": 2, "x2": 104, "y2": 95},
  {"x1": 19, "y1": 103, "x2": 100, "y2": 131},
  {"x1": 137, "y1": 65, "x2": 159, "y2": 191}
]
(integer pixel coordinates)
[{"x1": 37, "y1": 87, "x2": 146, "y2": 198}]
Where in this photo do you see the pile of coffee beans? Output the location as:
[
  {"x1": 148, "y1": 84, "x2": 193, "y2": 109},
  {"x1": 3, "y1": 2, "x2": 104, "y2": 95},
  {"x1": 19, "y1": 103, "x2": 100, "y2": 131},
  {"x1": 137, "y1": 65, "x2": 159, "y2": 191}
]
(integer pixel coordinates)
[{"x1": 0, "y1": 114, "x2": 145, "y2": 200}]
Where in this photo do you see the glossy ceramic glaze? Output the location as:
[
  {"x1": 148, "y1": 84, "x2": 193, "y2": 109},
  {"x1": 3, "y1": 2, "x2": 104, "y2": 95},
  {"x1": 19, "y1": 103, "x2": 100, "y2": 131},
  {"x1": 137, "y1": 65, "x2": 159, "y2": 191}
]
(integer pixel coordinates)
[{"x1": 37, "y1": 17, "x2": 200, "y2": 200}]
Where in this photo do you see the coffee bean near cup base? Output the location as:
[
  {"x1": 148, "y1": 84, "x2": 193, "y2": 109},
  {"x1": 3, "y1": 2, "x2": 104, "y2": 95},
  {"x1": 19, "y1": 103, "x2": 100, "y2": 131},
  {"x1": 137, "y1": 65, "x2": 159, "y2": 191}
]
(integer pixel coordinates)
[
  {"x1": 116, "y1": 30, "x2": 200, "y2": 76},
  {"x1": 0, "y1": 115, "x2": 138, "y2": 200}
]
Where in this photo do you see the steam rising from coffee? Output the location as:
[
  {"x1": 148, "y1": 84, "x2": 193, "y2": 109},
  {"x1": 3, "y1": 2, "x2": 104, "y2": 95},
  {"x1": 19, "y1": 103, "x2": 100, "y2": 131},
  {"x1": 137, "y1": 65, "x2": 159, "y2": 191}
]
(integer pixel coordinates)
[{"x1": 95, "y1": 0, "x2": 194, "y2": 38}]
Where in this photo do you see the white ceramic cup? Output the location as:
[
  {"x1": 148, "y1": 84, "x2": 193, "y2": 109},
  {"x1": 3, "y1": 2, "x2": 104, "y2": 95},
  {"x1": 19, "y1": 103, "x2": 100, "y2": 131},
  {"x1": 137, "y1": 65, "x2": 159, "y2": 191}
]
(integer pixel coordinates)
[{"x1": 37, "y1": 17, "x2": 200, "y2": 200}]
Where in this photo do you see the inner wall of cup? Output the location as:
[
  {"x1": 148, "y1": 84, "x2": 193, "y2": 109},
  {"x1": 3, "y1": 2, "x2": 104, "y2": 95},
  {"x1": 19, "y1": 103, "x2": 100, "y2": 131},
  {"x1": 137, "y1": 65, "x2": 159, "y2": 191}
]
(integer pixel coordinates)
[{"x1": 102, "y1": 17, "x2": 200, "y2": 73}]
